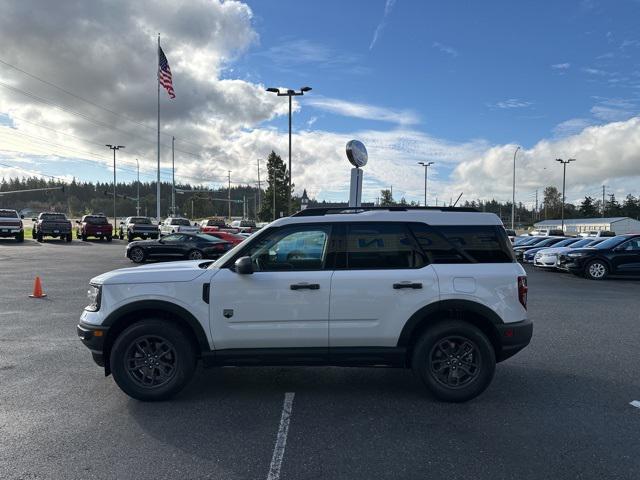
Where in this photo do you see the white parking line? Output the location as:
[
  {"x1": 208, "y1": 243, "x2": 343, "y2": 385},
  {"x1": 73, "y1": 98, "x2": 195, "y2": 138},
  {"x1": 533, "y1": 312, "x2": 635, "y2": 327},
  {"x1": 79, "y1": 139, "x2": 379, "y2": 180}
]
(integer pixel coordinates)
[
  {"x1": 630, "y1": 400, "x2": 640, "y2": 409},
  {"x1": 267, "y1": 392, "x2": 295, "y2": 480}
]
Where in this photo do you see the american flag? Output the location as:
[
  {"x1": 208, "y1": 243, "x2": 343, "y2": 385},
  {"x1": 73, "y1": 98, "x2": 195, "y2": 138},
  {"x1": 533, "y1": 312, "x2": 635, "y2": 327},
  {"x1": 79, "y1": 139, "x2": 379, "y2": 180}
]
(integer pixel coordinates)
[{"x1": 158, "y1": 45, "x2": 175, "y2": 99}]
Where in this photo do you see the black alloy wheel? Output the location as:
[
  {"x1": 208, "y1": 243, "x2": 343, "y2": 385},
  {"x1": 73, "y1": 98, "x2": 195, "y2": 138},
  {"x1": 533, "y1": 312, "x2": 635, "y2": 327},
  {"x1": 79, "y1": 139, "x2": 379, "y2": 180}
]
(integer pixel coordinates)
[
  {"x1": 109, "y1": 320, "x2": 197, "y2": 401},
  {"x1": 412, "y1": 320, "x2": 496, "y2": 402},
  {"x1": 129, "y1": 246, "x2": 145, "y2": 263}
]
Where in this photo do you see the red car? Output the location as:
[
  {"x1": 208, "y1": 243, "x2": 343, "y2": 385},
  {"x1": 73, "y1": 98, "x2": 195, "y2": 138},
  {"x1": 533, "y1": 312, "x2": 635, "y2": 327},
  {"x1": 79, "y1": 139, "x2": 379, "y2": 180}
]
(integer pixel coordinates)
[
  {"x1": 204, "y1": 230, "x2": 246, "y2": 246},
  {"x1": 76, "y1": 214, "x2": 113, "y2": 241}
]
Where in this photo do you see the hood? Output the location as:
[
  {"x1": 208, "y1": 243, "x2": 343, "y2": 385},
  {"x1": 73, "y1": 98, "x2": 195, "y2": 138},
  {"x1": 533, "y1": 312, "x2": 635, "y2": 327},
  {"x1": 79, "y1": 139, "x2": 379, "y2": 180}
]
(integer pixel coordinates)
[
  {"x1": 91, "y1": 260, "x2": 210, "y2": 285},
  {"x1": 534, "y1": 246, "x2": 573, "y2": 255}
]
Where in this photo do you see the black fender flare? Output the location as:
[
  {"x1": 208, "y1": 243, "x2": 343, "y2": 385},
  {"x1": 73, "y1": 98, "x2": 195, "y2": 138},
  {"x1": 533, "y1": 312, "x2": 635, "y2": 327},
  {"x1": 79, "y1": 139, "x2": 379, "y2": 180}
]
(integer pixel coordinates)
[
  {"x1": 397, "y1": 299, "x2": 503, "y2": 347},
  {"x1": 102, "y1": 300, "x2": 210, "y2": 352}
]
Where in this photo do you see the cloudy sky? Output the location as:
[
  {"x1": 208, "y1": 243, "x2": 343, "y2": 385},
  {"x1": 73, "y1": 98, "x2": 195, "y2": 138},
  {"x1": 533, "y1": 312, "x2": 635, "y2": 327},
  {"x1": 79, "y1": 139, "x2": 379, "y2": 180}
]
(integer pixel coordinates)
[{"x1": 0, "y1": 0, "x2": 639, "y2": 207}]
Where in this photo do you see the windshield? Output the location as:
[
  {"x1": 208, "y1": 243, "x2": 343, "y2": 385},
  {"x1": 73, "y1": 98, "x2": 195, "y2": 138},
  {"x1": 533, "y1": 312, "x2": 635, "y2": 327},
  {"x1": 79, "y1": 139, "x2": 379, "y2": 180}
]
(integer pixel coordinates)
[
  {"x1": 0, "y1": 209, "x2": 18, "y2": 218},
  {"x1": 552, "y1": 238, "x2": 577, "y2": 248},
  {"x1": 130, "y1": 217, "x2": 151, "y2": 224},
  {"x1": 206, "y1": 219, "x2": 225, "y2": 227},
  {"x1": 593, "y1": 236, "x2": 627, "y2": 249},
  {"x1": 571, "y1": 239, "x2": 595, "y2": 248},
  {"x1": 41, "y1": 213, "x2": 66, "y2": 220},
  {"x1": 195, "y1": 233, "x2": 224, "y2": 243}
]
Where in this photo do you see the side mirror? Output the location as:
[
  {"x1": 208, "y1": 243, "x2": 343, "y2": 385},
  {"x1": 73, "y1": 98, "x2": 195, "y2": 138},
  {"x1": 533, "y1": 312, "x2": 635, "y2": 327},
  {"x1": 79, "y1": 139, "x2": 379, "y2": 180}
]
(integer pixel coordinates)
[
  {"x1": 234, "y1": 256, "x2": 253, "y2": 274},
  {"x1": 75, "y1": 220, "x2": 80, "y2": 224},
  {"x1": 20, "y1": 214, "x2": 24, "y2": 219},
  {"x1": 119, "y1": 221, "x2": 124, "y2": 225},
  {"x1": 32, "y1": 218, "x2": 37, "y2": 221}
]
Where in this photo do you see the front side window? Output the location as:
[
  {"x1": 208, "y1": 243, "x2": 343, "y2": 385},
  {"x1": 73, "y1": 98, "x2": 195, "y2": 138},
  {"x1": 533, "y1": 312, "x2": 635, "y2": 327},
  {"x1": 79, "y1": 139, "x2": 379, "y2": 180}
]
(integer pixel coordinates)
[
  {"x1": 346, "y1": 223, "x2": 425, "y2": 269},
  {"x1": 244, "y1": 225, "x2": 330, "y2": 271},
  {"x1": 618, "y1": 238, "x2": 640, "y2": 251},
  {"x1": 162, "y1": 234, "x2": 187, "y2": 243}
]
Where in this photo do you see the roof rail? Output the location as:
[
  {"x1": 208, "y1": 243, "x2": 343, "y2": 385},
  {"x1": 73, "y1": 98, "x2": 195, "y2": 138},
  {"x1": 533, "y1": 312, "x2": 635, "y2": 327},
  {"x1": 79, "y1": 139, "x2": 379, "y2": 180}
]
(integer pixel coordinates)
[{"x1": 292, "y1": 206, "x2": 479, "y2": 217}]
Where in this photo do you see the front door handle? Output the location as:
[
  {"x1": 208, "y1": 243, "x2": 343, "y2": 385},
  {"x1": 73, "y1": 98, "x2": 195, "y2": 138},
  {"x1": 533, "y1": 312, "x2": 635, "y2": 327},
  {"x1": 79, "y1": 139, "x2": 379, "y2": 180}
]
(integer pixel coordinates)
[
  {"x1": 393, "y1": 282, "x2": 423, "y2": 290},
  {"x1": 290, "y1": 283, "x2": 320, "y2": 290}
]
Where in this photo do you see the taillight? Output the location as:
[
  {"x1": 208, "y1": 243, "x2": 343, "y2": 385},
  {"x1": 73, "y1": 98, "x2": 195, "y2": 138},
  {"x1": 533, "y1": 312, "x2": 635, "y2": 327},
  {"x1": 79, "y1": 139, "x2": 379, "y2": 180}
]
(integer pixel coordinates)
[{"x1": 518, "y1": 276, "x2": 528, "y2": 309}]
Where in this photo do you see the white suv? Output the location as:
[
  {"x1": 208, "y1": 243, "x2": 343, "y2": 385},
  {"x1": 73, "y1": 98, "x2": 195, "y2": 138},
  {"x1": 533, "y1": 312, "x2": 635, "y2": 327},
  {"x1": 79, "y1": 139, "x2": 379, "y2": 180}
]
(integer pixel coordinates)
[{"x1": 77, "y1": 207, "x2": 532, "y2": 403}]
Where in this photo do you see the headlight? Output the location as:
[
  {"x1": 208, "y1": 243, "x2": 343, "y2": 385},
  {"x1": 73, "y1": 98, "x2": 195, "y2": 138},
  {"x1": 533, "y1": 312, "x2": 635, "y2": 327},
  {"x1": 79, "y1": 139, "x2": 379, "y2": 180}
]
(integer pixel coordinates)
[
  {"x1": 86, "y1": 284, "x2": 102, "y2": 312},
  {"x1": 567, "y1": 252, "x2": 586, "y2": 258}
]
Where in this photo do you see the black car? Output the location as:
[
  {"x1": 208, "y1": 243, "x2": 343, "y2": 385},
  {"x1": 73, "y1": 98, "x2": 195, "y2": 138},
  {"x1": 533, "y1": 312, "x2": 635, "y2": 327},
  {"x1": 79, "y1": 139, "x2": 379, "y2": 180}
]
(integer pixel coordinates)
[
  {"x1": 513, "y1": 236, "x2": 566, "y2": 261},
  {"x1": 126, "y1": 233, "x2": 233, "y2": 263},
  {"x1": 557, "y1": 234, "x2": 640, "y2": 280}
]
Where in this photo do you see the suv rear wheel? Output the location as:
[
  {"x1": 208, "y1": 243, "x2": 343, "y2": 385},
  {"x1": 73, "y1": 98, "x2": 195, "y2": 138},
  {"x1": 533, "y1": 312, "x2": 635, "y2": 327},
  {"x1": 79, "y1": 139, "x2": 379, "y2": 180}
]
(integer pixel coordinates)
[
  {"x1": 110, "y1": 319, "x2": 197, "y2": 401},
  {"x1": 412, "y1": 320, "x2": 495, "y2": 402}
]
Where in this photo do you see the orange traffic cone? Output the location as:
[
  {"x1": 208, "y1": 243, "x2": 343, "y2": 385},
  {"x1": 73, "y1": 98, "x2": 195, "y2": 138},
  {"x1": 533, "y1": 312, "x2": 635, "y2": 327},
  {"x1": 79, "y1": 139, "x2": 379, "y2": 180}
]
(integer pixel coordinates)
[{"x1": 29, "y1": 276, "x2": 47, "y2": 298}]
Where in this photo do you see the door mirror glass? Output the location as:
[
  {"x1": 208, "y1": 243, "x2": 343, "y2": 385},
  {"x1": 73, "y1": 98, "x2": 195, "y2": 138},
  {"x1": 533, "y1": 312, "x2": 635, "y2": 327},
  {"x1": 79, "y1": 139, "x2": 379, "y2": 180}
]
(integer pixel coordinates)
[
  {"x1": 20, "y1": 214, "x2": 24, "y2": 219},
  {"x1": 235, "y1": 256, "x2": 254, "y2": 274}
]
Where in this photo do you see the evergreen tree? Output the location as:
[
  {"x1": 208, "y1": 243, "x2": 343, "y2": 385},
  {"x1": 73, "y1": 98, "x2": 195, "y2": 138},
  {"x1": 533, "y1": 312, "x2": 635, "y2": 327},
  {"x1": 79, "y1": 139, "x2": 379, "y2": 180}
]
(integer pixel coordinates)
[
  {"x1": 578, "y1": 196, "x2": 598, "y2": 217},
  {"x1": 258, "y1": 151, "x2": 289, "y2": 221},
  {"x1": 622, "y1": 195, "x2": 639, "y2": 219}
]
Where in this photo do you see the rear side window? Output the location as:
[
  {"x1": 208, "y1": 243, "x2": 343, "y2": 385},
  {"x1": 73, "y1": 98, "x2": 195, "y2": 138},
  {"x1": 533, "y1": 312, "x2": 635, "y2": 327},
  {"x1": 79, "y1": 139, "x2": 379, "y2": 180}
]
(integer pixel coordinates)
[
  {"x1": 346, "y1": 223, "x2": 426, "y2": 269},
  {"x1": 410, "y1": 224, "x2": 514, "y2": 264}
]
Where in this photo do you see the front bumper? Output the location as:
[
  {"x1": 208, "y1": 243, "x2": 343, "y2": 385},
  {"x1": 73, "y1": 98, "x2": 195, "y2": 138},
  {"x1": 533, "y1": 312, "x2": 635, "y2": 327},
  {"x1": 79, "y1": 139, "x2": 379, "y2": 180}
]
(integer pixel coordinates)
[
  {"x1": 534, "y1": 254, "x2": 558, "y2": 268},
  {"x1": 77, "y1": 321, "x2": 109, "y2": 367},
  {"x1": 495, "y1": 319, "x2": 533, "y2": 362}
]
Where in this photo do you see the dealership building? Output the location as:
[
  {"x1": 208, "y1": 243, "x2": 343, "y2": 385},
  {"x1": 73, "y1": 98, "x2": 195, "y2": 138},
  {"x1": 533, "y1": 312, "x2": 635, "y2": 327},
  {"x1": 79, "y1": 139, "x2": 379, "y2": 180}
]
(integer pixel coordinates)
[{"x1": 533, "y1": 217, "x2": 640, "y2": 235}]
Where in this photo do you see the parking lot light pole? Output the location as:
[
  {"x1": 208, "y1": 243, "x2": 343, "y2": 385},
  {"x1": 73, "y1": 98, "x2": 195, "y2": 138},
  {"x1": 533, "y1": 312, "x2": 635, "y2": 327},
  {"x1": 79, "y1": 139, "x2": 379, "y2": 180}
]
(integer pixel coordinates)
[
  {"x1": 105, "y1": 144, "x2": 124, "y2": 235},
  {"x1": 266, "y1": 86, "x2": 312, "y2": 215},
  {"x1": 556, "y1": 158, "x2": 575, "y2": 231},
  {"x1": 512, "y1": 146, "x2": 520, "y2": 230},
  {"x1": 417, "y1": 161, "x2": 434, "y2": 206}
]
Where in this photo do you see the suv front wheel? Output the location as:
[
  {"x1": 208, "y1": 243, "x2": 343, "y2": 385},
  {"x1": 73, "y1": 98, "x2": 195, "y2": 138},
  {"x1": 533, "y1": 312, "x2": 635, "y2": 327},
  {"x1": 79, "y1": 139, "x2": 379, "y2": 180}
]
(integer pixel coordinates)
[
  {"x1": 412, "y1": 320, "x2": 496, "y2": 402},
  {"x1": 110, "y1": 319, "x2": 197, "y2": 401}
]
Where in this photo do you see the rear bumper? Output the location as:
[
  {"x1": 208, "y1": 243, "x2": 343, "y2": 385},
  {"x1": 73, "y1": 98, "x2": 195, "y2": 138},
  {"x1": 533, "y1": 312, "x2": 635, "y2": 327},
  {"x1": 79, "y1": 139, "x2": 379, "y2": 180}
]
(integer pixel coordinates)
[
  {"x1": 0, "y1": 228, "x2": 22, "y2": 237},
  {"x1": 77, "y1": 321, "x2": 109, "y2": 367},
  {"x1": 496, "y1": 319, "x2": 533, "y2": 362}
]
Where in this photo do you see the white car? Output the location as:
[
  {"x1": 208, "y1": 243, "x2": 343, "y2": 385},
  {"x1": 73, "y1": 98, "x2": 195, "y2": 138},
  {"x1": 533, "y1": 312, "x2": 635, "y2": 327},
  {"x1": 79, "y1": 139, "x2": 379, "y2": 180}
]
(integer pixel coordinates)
[
  {"x1": 533, "y1": 238, "x2": 605, "y2": 268},
  {"x1": 159, "y1": 217, "x2": 199, "y2": 236},
  {"x1": 77, "y1": 206, "x2": 532, "y2": 403}
]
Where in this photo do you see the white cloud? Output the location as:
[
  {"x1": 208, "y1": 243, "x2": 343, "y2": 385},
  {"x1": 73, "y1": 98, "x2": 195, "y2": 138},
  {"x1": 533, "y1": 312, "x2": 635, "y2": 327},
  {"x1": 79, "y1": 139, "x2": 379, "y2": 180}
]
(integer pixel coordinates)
[
  {"x1": 553, "y1": 118, "x2": 594, "y2": 137},
  {"x1": 551, "y1": 63, "x2": 570, "y2": 69},
  {"x1": 489, "y1": 99, "x2": 533, "y2": 109},
  {"x1": 451, "y1": 117, "x2": 640, "y2": 203},
  {"x1": 432, "y1": 42, "x2": 459, "y2": 57},
  {"x1": 369, "y1": 0, "x2": 397, "y2": 50},
  {"x1": 306, "y1": 97, "x2": 419, "y2": 125}
]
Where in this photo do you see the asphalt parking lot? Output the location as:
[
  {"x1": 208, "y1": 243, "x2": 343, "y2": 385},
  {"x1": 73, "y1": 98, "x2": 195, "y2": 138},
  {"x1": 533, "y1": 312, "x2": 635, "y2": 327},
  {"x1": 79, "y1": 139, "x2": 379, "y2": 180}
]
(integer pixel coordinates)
[{"x1": 1, "y1": 238, "x2": 639, "y2": 480}]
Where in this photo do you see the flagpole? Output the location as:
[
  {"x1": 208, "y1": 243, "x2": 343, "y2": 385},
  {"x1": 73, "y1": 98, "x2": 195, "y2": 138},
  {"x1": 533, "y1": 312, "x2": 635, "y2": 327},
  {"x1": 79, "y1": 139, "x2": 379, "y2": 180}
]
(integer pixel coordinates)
[{"x1": 156, "y1": 33, "x2": 161, "y2": 225}]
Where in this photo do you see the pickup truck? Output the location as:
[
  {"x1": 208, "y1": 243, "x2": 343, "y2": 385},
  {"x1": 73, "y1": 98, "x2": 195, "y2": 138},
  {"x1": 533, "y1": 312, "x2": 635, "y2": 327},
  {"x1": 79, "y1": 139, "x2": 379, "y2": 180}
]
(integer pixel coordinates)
[
  {"x1": 32, "y1": 212, "x2": 72, "y2": 242},
  {"x1": 76, "y1": 215, "x2": 113, "y2": 241},
  {"x1": 118, "y1": 216, "x2": 159, "y2": 241},
  {"x1": 159, "y1": 217, "x2": 199, "y2": 236},
  {"x1": 0, "y1": 209, "x2": 24, "y2": 242},
  {"x1": 229, "y1": 219, "x2": 257, "y2": 233}
]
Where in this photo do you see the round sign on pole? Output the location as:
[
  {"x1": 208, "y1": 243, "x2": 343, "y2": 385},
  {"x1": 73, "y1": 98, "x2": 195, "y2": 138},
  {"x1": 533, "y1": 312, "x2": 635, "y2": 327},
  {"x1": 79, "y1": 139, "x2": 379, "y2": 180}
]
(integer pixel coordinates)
[{"x1": 346, "y1": 140, "x2": 368, "y2": 168}]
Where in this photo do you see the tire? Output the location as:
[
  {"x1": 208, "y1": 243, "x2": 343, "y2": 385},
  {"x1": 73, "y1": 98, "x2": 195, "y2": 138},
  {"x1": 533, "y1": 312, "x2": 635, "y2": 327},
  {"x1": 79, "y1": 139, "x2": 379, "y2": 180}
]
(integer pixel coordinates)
[
  {"x1": 119, "y1": 231, "x2": 124, "y2": 240},
  {"x1": 127, "y1": 233, "x2": 133, "y2": 242},
  {"x1": 109, "y1": 319, "x2": 197, "y2": 401},
  {"x1": 81, "y1": 233, "x2": 87, "y2": 241},
  {"x1": 129, "y1": 246, "x2": 145, "y2": 263},
  {"x1": 36, "y1": 232, "x2": 43, "y2": 243},
  {"x1": 106, "y1": 235, "x2": 112, "y2": 242},
  {"x1": 187, "y1": 249, "x2": 204, "y2": 260},
  {"x1": 66, "y1": 233, "x2": 72, "y2": 242},
  {"x1": 77, "y1": 230, "x2": 82, "y2": 239},
  {"x1": 412, "y1": 320, "x2": 496, "y2": 402},
  {"x1": 584, "y1": 259, "x2": 608, "y2": 280},
  {"x1": 15, "y1": 231, "x2": 24, "y2": 243}
]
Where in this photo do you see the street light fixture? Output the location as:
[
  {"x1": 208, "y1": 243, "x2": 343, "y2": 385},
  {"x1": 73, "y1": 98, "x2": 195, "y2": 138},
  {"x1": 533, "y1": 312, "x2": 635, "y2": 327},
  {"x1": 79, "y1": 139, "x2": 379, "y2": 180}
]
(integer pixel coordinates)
[
  {"x1": 105, "y1": 144, "x2": 124, "y2": 235},
  {"x1": 266, "y1": 86, "x2": 312, "y2": 215},
  {"x1": 417, "y1": 161, "x2": 434, "y2": 206},
  {"x1": 556, "y1": 158, "x2": 576, "y2": 231}
]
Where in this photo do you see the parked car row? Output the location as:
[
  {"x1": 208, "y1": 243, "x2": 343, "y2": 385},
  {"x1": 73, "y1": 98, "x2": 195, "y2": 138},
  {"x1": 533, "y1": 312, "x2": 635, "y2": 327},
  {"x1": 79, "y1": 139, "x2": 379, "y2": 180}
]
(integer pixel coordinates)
[
  {"x1": 0, "y1": 210, "x2": 262, "y2": 245},
  {"x1": 513, "y1": 232, "x2": 640, "y2": 280}
]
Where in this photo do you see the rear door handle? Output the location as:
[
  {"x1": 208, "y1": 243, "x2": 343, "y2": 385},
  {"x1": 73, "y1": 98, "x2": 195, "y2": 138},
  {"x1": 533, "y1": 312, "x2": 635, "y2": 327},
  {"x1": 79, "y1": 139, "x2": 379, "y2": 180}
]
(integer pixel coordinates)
[
  {"x1": 290, "y1": 283, "x2": 320, "y2": 290},
  {"x1": 393, "y1": 282, "x2": 423, "y2": 290}
]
